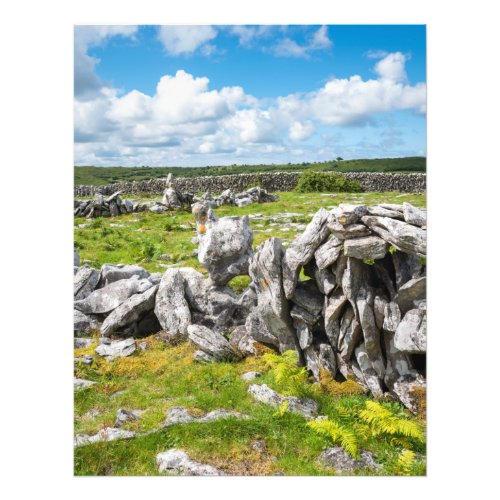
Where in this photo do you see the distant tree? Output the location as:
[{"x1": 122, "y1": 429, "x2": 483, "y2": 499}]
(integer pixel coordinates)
[{"x1": 336, "y1": 157, "x2": 344, "y2": 161}]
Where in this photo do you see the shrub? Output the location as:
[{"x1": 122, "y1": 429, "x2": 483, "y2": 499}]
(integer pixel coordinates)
[{"x1": 295, "y1": 170, "x2": 362, "y2": 193}]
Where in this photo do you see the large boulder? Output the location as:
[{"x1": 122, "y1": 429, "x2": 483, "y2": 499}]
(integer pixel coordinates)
[
  {"x1": 100, "y1": 285, "x2": 158, "y2": 337},
  {"x1": 192, "y1": 202, "x2": 253, "y2": 285},
  {"x1": 394, "y1": 306, "x2": 427, "y2": 354},
  {"x1": 245, "y1": 238, "x2": 298, "y2": 353},
  {"x1": 74, "y1": 277, "x2": 153, "y2": 315}
]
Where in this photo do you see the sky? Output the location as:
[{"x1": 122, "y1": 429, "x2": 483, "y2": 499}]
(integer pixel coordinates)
[{"x1": 74, "y1": 25, "x2": 426, "y2": 167}]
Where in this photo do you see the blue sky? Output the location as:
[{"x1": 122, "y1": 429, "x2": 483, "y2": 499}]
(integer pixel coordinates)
[{"x1": 74, "y1": 25, "x2": 426, "y2": 166}]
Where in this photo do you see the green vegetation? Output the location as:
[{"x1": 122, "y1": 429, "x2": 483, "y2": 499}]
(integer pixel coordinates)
[
  {"x1": 295, "y1": 171, "x2": 362, "y2": 193},
  {"x1": 75, "y1": 156, "x2": 426, "y2": 186},
  {"x1": 74, "y1": 191, "x2": 426, "y2": 277},
  {"x1": 74, "y1": 341, "x2": 426, "y2": 476},
  {"x1": 74, "y1": 190, "x2": 427, "y2": 475}
]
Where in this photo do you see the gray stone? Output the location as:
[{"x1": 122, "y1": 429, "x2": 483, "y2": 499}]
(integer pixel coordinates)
[
  {"x1": 303, "y1": 341, "x2": 337, "y2": 381},
  {"x1": 194, "y1": 350, "x2": 214, "y2": 363},
  {"x1": 314, "y1": 236, "x2": 343, "y2": 270},
  {"x1": 74, "y1": 248, "x2": 80, "y2": 267},
  {"x1": 291, "y1": 280, "x2": 323, "y2": 318},
  {"x1": 99, "y1": 264, "x2": 150, "y2": 287},
  {"x1": 332, "y1": 204, "x2": 368, "y2": 225},
  {"x1": 367, "y1": 205, "x2": 404, "y2": 219},
  {"x1": 327, "y1": 222, "x2": 371, "y2": 240},
  {"x1": 74, "y1": 265, "x2": 101, "y2": 301},
  {"x1": 391, "y1": 251, "x2": 423, "y2": 290},
  {"x1": 74, "y1": 427, "x2": 135, "y2": 447},
  {"x1": 354, "y1": 343, "x2": 384, "y2": 398},
  {"x1": 241, "y1": 371, "x2": 261, "y2": 382},
  {"x1": 74, "y1": 337, "x2": 94, "y2": 349},
  {"x1": 229, "y1": 326, "x2": 257, "y2": 357},
  {"x1": 394, "y1": 308, "x2": 427, "y2": 354},
  {"x1": 74, "y1": 378, "x2": 96, "y2": 390},
  {"x1": 403, "y1": 202, "x2": 426, "y2": 227},
  {"x1": 245, "y1": 238, "x2": 298, "y2": 353},
  {"x1": 74, "y1": 354, "x2": 94, "y2": 366},
  {"x1": 324, "y1": 289, "x2": 348, "y2": 349},
  {"x1": 383, "y1": 302, "x2": 402, "y2": 333},
  {"x1": 248, "y1": 384, "x2": 318, "y2": 418},
  {"x1": 95, "y1": 337, "x2": 136, "y2": 361},
  {"x1": 74, "y1": 310, "x2": 100, "y2": 334},
  {"x1": 304, "y1": 261, "x2": 337, "y2": 295},
  {"x1": 156, "y1": 449, "x2": 225, "y2": 476},
  {"x1": 164, "y1": 406, "x2": 248, "y2": 427},
  {"x1": 192, "y1": 202, "x2": 253, "y2": 285},
  {"x1": 338, "y1": 306, "x2": 362, "y2": 361},
  {"x1": 392, "y1": 374, "x2": 426, "y2": 414},
  {"x1": 383, "y1": 330, "x2": 415, "y2": 390},
  {"x1": 344, "y1": 236, "x2": 387, "y2": 261},
  {"x1": 114, "y1": 408, "x2": 141, "y2": 427},
  {"x1": 154, "y1": 268, "x2": 192, "y2": 338},
  {"x1": 361, "y1": 216, "x2": 426, "y2": 258},
  {"x1": 187, "y1": 324, "x2": 242, "y2": 361},
  {"x1": 318, "y1": 447, "x2": 379, "y2": 473},
  {"x1": 100, "y1": 285, "x2": 158, "y2": 336},
  {"x1": 74, "y1": 277, "x2": 153, "y2": 314},
  {"x1": 394, "y1": 277, "x2": 426, "y2": 315},
  {"x1": 282, "y1": 208, "x2": 333, "y2": 299}
]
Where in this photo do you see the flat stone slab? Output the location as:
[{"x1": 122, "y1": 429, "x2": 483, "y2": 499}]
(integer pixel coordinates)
[
  {"x1": 247, "y1": 383, "x2": 318, "y2": 419},
  {"x1": 156, "y1": 449, "x2": 225, "y2": 476},
  {"x1": 74, "y1": 427, "x2": 136, "y2": 447},
  {"x1": 94, "y1": 338, "x2": 136, "y2": 361},
  {"x1": 163, "y1": 406, "x2": 248, "y2": 427}
]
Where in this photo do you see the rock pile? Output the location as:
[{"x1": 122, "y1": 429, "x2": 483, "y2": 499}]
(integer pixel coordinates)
[
  {"x1": 74, "y1": 185, "x2": 279, "y2": 218},
  {"x1": 74, "y1": 201, "x2": 426, "y2": 413}
]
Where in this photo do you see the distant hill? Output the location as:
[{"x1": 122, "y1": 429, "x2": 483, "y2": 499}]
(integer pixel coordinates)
[{"x1": 74, "y1": 157, "x2": 426, "y2": 186}]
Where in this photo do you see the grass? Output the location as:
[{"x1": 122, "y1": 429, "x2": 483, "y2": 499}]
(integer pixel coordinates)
[
  {"x1": 74, "y1": 189, "x2": 426, "y2": 476},
  {"x1": 74, "y1": 157, "x2": 426, "y2": 186},
  {"x1": 74, "y1": 338, "x2": 426, "y2": 476},
  {"x1": 74, "y1": 191, "x2": 426, "y2": 278}
]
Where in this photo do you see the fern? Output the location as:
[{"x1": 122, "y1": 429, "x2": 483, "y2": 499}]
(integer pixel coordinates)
[
  {"x1": 359, "y1": 401, "x2": 424, "y2": 442},
  {"x1": 396, "y1": 449, "x2": 416, "y2": 475},
  {"x1": 307, "y1": 419, "x2": 359, "y2": 458},
  {"x1": 262, "y1": 350, "x2": 309, "y2": 394},
  {"x1": 273, "y1": 400, "x2": 289, "y2": 417}
]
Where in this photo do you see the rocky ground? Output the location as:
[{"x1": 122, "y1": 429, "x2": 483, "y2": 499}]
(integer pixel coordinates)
[{"x1": 74, "y1": 190, "x2": 426, "y2": 476}]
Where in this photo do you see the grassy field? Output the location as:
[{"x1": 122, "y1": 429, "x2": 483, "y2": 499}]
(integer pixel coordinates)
[
  {"x1": 74, "y1": 190, "x2": 427, "y2": 476},
  {"x1": 74, "y1": 157, "x2": 426, "y2": 186}
]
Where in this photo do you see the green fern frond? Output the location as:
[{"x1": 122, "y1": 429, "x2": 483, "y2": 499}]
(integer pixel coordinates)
[
  {"x1": 307, "y1": 419, "x2": 359, "y2": 458},
  {"x1": 396, "y1": 449, "x2": 416, "y2": 475},
  {"x1": 273, "y1": 400, "x2": 289, "y2": 417},
  {"x1": 359, "y1": 401, "x2": 424, "y2": 442}
]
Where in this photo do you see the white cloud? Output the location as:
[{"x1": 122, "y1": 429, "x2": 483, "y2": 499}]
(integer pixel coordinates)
[
  {"x1": 289, "y1": 121, "x2": 315, "y2": 141},
  {"x1": 157, "y1": 26, "x2": 217, "y2": 56},
  {"x1": 229, "y1": 25, "x2": 275, "y2": 46},
  {"x1": 74, "y1": 52, "x2": 426, "y2": 166},
  {"x1": 273, "y1": 25, "x2": 332, "y2": 58},
  {"x1": 374, "y1": 51, "x2": 408, "y2": 82},
  {"x1": 365, "y1": 49, "x2": 389, "y2": 59},
  {"x1": 74, "y1": 26, "x2": 138, "y2": 100}
]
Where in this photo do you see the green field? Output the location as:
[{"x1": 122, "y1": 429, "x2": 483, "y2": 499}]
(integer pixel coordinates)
[
  {"x1": 74, "y1": 157, "x2": 426, "y2": 186},
  {"x1": 74, "y1": 190, "x2": 426, "y2": 476}
]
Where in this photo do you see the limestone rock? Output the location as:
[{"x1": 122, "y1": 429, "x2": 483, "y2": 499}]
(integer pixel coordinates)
[
  {"x1": 192, "y1": 202, "x2": 253, "y2": 285},
  {"x1": 282, "y1": 208, "x2": 332, "y2": 299},
  {"x1": 403, "y1": 202, "x2": 426, "y2": 227},
  {"x1": 354, "y1": 343, "x2": 384, "y2": 398},
  {"x1": 344, "y1": 236, "x2": 388, "y2": 261},
  {"x1": 114, "y1": 408, "x2": 141, "y2": 428},
  {"x1": 187, "y1": 324, "x2": 242, "y2": 361},
  {"x1": 74, "y1": 337, "x2": 95, "y2": 349},
  {"x1": 74, "y1": 378, "x2": 96, "y2": 390},
  {"x1": 392, "y1": 374, "x2": 426, "y2": 414},
  {"x1": 338, "y1": 306, "x2": 362, "y2": 361},
  {"x1": 164, "y1": 406, "x2": 248, "y2": 427},
  {"x1": 332, "y1": 204, "x2": 368, "y2": 225},
  {"x1": 394, "y1": 277, "x2": 426, "y2": 315},
  {"x1": 327, "y1": 222, "x2": 371, "y2": 240},
  {"x1": 95, "y1": 338, "x2": 136, "y2": 361},
  {"x1": 303, "y1": 341, "x2": 337, "y2": 381},
  {"x1": 394, "y1": 307, "x2": 427, "y2": 354},
  {"x1": 324, "y1": 290, "x2": 348, "y2": 349},
  {"x1": 314, "y1": 236, "x2": 343, "y2": 270},
  {"x1": 74, "y1": 277, "x2": 153, "y2": 315},
  {"x1": 229, "y1": 325, "x2": 257, "y2": 357},
  {"x1": 361, "y1": 216, "x2": 426, "y2": 257},
  {"x1": 74, "y1": 248, "x2": 80, "y2": 267},
  {"x1": 248, "y1": 384, "x2": 318, "y2": 418},
  {"x1": 245, "y1": 238, "x2": 298, "y2": 353},
  {"x1": 304, "y1": 260, "x2": 336, "y2": 295},
  {"x1": 74, "y1": 427, "x2": 135, "y2": 447},
  {"x1": 366, "y1": 205, "x2": 404, "y2": 219},
  {"x1": 156, "y1": 449, "x2": 225, "y2": 476},
  {"x1": 99, "y1": 264, "x2": 150, "y2": 287},
  {"x1": 383, "y1": 302, "x2": 402, "y2": 333},
  {"x1": 74, "y1": 265, "x2": 101, "y2": 301},
  {"x1": 74, "y1": 354, "x2": 94, "y2": 366},
  {"x1": 318, "y1": 447, "x2": 379, "y2": 473},
  {"x1": 154, "y1": 268, "x2": 192, "y2": 338},
  {"x1": 193, "y1": 350, "x2": 214, "y2": 363},
  {"x1": 241, "y1": 371, "x2": 261, "y2": 382},
  {"x1": 74, "y1": 310, "x2": 100, "y2": 334},
  {"x1": 100, "y1": 285, "x2": 158, "y2": 337}
]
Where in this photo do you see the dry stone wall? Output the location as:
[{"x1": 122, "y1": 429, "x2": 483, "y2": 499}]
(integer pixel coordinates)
[{"x1": 75, "y1": 172, "x2": 426, "y2": 197}]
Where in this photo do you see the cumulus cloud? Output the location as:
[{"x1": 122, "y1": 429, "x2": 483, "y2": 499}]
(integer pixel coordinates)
[
  {"x1": 74, "y1": 25, "x2": 138, "y2": 100},
  {"x1": 229, "y1": 25, "x2": 275, "y2": 46},
  {"x1": 273, "y1": 25, "x2": 332, "y2": 58},
  {"x1": 157, "y1": 25, "x2": 217, "y2": 55},
  {"x1": 74, "y1": 51, "x2": 426, "y2": 165}
]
